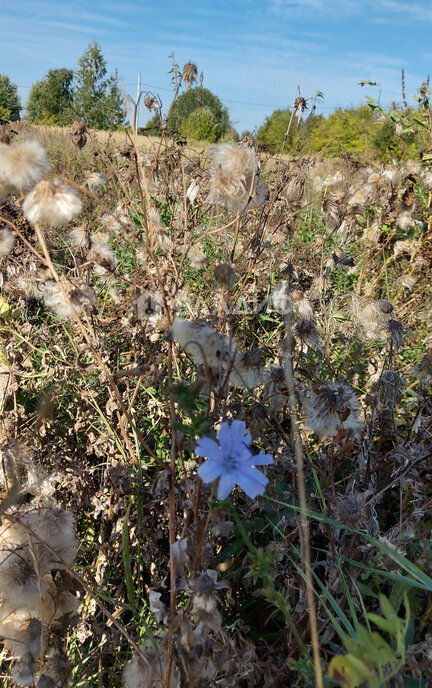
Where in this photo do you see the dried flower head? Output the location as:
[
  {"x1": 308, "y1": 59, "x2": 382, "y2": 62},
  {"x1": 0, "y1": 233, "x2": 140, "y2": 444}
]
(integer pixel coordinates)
[
  {"x1": 69, "y1": 120, "x2": 88, "y2": 149},
  {"x1": 143, "y1": 95, "x2": 160, "y2": 111},
  {"x1": 23, "y1": 179, "x2": 82, "y2": 227},
  {"x1": 117, "y1": 142, "x2": 135, "y2": 158},
  {"x1": 214, "y1": 262, "x2": 236, "y2": 291},
  {"x1": 414, "y1": 350, "x2": 432, "y2": 384},
  {"x1": 386, "y1": 319, "x2": 405, "y2": 351},
  {"x1": 376, "y1": 370, "x2": 407, "y2": 407},
  {"x1": 303, "y1": 380, "x2": 362, "y2": 440},
  {"x1": 85, "y1": 171, "x2": 107, "y2": 192},
  {"x1": 333, "y1": 491, "x2": 366, "y2": 529},
  {"x1": 123, "y1": 642, "x2": 179, "y2": 688},
  {"x1": 0, "y1": 119, "x2": 18, "y2": 145},
  {"x1": 396, "y1": 211, "x2": 415, "y2": 230},
  {"x1": 134, "y1": 291, "x2": 164, "y2": 322},
  {"x1": 352, "y1": 296, "x2": 393, "y2": 339},
  {"x1": 187, "y1": 244, "x2": 206, "y2": 270},
  {"x1": 419, "y1": 79, "x2": 431, "y2": 101},
  {"x1": 293, "y1": 96, "x2": 308, "y2": 123},
  {"x1": 86, "y1": 237, "x2": 117, "y2": 273},
  {"x1": 100, "y1": 212, "x2": 121, "y2": 233},
  {"x1": 229, "y1": 348, "x2": 268, "y2": 388},
  {"x1": 0, "y1": 140, "x2": 49, "y2": 192},
  {"x1": 68, "y1": 224, "x2": 90, "y2": 249},
  {"x1": 42, "y1": 279, "x2": 96, "y2": 320},
  {"x1": 172, "y1": 317, "x2": 240, "y2": 374},
  {"x1": 282, "y1": 171, "x2": 306, "y2": 203},
  {"x1": 0, "y1": 228, "x2": 15, "y2": 258},
  {"x1": 191, "y1": 569, "x2": 229, "y2": 632},
  {"x1": 207, "y1": 142, "x2": 267, "y2": 213},
  {"x1": 182, "y1": 61, "x2": 198, "y2": 89},
  {"x1": 294, "y1": 318, "x2": 322, "y2": 352},
  {"x1": 323, "y1": 195, "x2": 345, "y2": 233}
]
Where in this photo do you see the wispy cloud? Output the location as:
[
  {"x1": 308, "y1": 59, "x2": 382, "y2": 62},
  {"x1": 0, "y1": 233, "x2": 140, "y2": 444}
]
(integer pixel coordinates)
[
  {"x1": 271, "y1": 0, "x2": 432, "y2": 21},
  {"x1": 1, "y1": 0, "x2": 428, "y2": 131}
]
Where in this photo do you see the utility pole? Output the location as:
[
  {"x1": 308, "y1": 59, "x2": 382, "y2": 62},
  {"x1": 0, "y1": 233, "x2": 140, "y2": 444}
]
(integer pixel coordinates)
[{"x1": 134, "y1": 72, "x2": 141, "y2": 135}]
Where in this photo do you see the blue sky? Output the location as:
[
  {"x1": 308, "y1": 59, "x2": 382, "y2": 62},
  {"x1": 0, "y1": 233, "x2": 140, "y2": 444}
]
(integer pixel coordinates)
[{"x1": 1, "y1": 0, "x2": 431, "y2": 132}]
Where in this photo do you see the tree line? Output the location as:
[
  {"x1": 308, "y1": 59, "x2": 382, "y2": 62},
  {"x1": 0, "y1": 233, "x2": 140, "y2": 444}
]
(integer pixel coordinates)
[
  {"x1": 0, "y1": 42, "x2": 125, "y2": 129},
  {"x1": 0, "y1": 43, "x2": 427, "y2": 161}
]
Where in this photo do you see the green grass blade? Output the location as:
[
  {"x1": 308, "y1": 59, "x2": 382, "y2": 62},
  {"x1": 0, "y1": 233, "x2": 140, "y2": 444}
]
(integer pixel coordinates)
[
  {"x1": 291, "y1": 544, "x2": 357, "y2": 639},
  {"x1": 122, "y1": 504, "x2": 136, "y2": 609}
]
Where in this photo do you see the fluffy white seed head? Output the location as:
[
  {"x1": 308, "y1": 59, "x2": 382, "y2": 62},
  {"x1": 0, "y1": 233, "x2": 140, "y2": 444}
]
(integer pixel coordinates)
[
  {"x1": 187, "y1": 244, "x2": 206, "y2": 269},
  {"x1": 86, "y1": 237, "x2": 117, "y2": 273},
  {"x1": 23, "y1": 179, "x2": 82, "y2": 227},
  {"x1": 303, "y1": 380, "x2": 362, "y2": 440},
  {"x1": 271, "y1": 281, "x2": 292, "y2": 315},
  {"x1": 68, "y1": 225, "x2": 90, "y2": 249},
  {"x1": 0, "y1": 228, "x2": 15, "y2": 258},
  {"x1": 0, "y1": 141, "x2": 50, "y2": 192},
  {"x1": 172, "y1": 317, "x2": 240, "y2": 372},
  {"x1": 100, "y1": 212, "x2": 121, "y2": 232},
  {"x1": 123, "y1": 643, "x2": 179, "y2": 688},
  {"x1": 395, "y1": 211, "x2": 415, "y2": 231},
  {"x1": 207, "y1": 142, "x2": 264, "y2": 213},
  {"x1": 85, "y1": 172, "x2": 107, "y2": 193},
  {"x1": 42, "y1": 279, "x2": 96, "y2": 321},
  {"x1": 352, "y1": 296, "x2": 393, "y2": 339},
  {"x1": 0, "y1": 178, "x2": 14, "y2": 201}
]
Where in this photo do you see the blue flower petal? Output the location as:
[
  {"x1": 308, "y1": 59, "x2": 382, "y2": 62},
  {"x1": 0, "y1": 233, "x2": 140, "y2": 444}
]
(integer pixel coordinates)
[
  {"x1": 218, "y1": 420, "x2": 249, "y2": 455},
  {"x1": 197, "y1": 460, "x2": 224, "y2": 484},
  {"x1": 235, "y1": 467, "x2": 269, "y2": 498},
  {"x1": 250, "y1": 452, "x2": 274, "y2": 466},
  {"x1": 195, "y1": 437, "x2": 222, "y2": 462},
  {"x1": 217, "y1": 472, "x2": 237, "y2": 500}
]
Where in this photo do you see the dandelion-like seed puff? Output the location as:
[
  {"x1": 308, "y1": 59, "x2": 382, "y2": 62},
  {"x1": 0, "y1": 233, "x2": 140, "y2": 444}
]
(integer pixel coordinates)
[
  {"x1": 196, "y1": 420, "x2": 273, "y2": 499},
  {"x1": 303, "y1": 380, "x2": 362, "y2": 441},
  {"x1": 23, "y1": 178, "x2": 82, "y2": 227}
]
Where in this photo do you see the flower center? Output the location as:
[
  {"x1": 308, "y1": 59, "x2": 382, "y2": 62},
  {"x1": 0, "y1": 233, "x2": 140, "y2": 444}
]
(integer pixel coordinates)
[{"x1": 222, "y1": 454, "x2": 238, "y2": 470}]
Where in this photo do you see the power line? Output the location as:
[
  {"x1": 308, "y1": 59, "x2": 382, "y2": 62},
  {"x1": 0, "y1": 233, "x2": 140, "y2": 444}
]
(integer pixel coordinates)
[{"x1": 14, "y1": 82, "x2": 394, "y2": 112}]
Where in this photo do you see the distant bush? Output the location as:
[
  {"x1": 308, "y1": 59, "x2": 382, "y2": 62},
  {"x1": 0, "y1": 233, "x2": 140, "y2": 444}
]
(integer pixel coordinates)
[
  {"x1": 145, "y1": 86, "x2": 231, "y2": 142},
  {"x1": 0, "y1": 75, "x2": 21, "y2": 121}
]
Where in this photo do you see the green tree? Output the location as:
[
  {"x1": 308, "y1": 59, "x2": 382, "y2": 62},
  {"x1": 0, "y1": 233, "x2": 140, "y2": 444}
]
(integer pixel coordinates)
[
  {"x1": 307, "y1": 105, "x2": 375, "y2": 156},
  {"x1": 170, "y1": 87, "x2": 229, "y2": 141},
  {"x1": 0, "y1": 75, "x2": 21, "y2": 121},
  {"x1": 73, "y1": 42, "x2": 125, "y2": 129},
  {"x1": 27, "y1": 69, "x2": 74, "y2": 125},
  {"x1": 257, "y1": 108, "x2": 321, "y2": 151},
  {"x1": 145, "y1": 87, "x2": 230, "y2": 141},
  {"x1": 257, "y1": 108, "x2": 294, "y2": 147},
  {"x1": 180, "y1": 107, "x2": 219, "y2": 142}
]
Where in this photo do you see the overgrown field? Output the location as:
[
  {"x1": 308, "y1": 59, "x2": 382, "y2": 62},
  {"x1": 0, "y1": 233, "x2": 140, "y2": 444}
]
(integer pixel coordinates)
[{"x1": 1, "y1": 113, "x2": 432, "y2": 688}]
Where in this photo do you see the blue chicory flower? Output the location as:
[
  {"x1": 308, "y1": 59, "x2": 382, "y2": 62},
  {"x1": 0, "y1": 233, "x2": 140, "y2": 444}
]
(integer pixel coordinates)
[{"x1": 196, "y1": 420, "x2": 273, "y2": 499}]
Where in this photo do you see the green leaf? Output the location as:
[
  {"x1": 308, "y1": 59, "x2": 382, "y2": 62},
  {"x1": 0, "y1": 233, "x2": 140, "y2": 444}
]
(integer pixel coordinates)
[
  {"x1": 379, "y1": 594, "x2": 398, "y2": 625},
  {"x1": 366, "y1": 613, "x2": 397, "y2": 635},
  {"x1": 0, "y1": 295, "x2": 14, "y2": 321},
  {"x1": 328, "y1": 654, "x2": 372, "y2": 687},
  {"x1": 122, "y1": 504, "x2": 135, "y2": 609}
]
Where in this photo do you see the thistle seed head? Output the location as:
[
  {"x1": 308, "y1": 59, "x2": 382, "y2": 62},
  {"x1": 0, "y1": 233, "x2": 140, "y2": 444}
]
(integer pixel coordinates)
[{"x1": 23, "y1": 179, "x2": 82, "y2": 227}]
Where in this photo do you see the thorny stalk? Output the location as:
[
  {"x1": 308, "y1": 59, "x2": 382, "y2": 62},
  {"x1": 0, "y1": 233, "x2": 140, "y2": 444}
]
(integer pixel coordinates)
[{"x1": 281, "y1": 276, "x2": 324, "y2": 688}]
